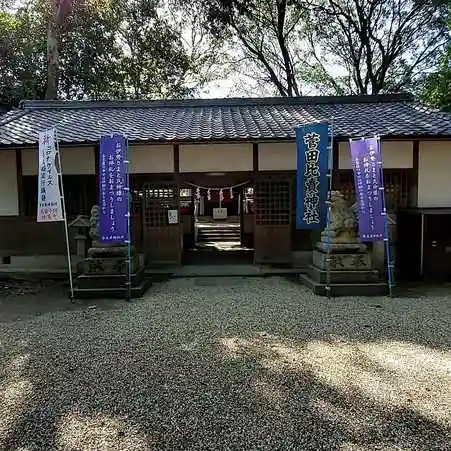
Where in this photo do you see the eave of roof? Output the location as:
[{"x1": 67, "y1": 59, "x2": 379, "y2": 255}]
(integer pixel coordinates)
[{"x1": 0, "y1": 94, "x2": 450, "y2": 147}]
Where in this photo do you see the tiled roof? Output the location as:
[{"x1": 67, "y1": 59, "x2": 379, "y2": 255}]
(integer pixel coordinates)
[{"x1": 0, "y1": 94, "x2": 450, "y2": 146}]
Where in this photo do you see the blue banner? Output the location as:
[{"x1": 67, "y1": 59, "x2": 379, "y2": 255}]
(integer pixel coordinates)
[
  {"x1": 295, "y1": 122, "x2": 330, "y2": 229},
  {"x1": 99, "y1": 134, "x2": 128, "y2": 243},
  {"x1": 350, "y1": 137, "x2": 385, "y2": 242}
]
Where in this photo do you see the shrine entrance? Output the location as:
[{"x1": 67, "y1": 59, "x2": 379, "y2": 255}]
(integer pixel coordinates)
[
  {"x1": 130, "y1": 173, "x2": 294, "y2": 267},
  {"x1": 180, "y1": 179, "x2": 255, "y2": 265}
]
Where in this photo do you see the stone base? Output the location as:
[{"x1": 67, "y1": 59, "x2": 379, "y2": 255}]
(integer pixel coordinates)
[
  {"x1": 299, "y1": 272, "x2": 387, "y2": 297},
  {"x1": 313, "y1": 248, "x2": 372, "y2": 271},
  {"x1": 79, "y1": 257, "x2": 140, "y2": 275},
  {"x1": 316, "y1": 241, "x2": 367, "y2": 253},
  {"x1": 299, "y1": 247, "x2": 386, "y2": 297},
  {"x1": 305, "y1": 265, "x2": 380, "y2": 284},
  {"x1": 73, "y1": 267, "x2": 151, "y2": 299},
  {"x1": 73, "y1": 247, "x2": 150, "y2": 299},
  {"x1": 88, "y1": 245, "x2": 135, "y2": 259}
]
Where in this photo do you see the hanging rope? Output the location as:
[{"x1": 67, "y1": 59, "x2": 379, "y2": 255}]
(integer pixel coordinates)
[{"x1": 184, "y1": 180, "x2": 251, "y2": 191}]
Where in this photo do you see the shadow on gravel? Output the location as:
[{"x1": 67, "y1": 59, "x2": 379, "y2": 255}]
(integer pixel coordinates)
[
  {"x1": 0, "y1": 277, "x2": 169, "y2": 324},
  {"x1": 0, "y1": 277, "x2": 449, "y2": 450}
]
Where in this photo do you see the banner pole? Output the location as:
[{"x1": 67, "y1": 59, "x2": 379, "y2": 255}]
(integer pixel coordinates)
[
  {"x1": 325, "y1": 119, "x2": 334, "y2": 298},
  {"x1": 55, "y1": 130, "x2": 74, "y2": 301},
  {"x1": 124, "y1": 136, "x2": 132, "y2": 302},
  {"x1": 376, "y1": 135, "x2": 395, "y2": 297}
]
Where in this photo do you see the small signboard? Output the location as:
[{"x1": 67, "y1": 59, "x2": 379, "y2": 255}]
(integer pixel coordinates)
[
  {"x1": 37, "y1": 128, "x2": 64, "y2": 222},
  {"x1": 168, "y1": 209, "x2": 179, "y2": 224},
  {"x1": 213, "y1": 208, "x2": 227, "y2": 220}
]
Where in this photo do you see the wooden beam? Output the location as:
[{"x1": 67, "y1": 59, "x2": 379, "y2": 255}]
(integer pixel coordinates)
[{"x1": 15, "y1": 149, "x2": 24, "y2": 216}]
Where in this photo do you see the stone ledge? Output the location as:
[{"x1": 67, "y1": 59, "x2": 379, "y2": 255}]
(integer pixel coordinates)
[
  {"x1": 73, "y1": 278, "x2": 152, "y2": 299},
  {"x1": 305, "y1": 265, "x2": 380, "y2": 284},
  {"x1": 299, "y1": 273, "x2": 387, "y2": 297}
]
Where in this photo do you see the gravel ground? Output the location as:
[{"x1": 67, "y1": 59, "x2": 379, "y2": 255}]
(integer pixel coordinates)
[{"x1": 0, "y1": 276, "x2": 450, "y2": 451}]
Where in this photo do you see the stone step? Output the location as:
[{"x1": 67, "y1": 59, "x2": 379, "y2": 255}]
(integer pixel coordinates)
[
  {"x1": 197, "y1": 229, "x2": 241, "y2": 235},
  {"x1": 305, "y1": 265, "x2": 380, "y2": 284},
  {"x1": 182, "y1": 250, "x2": 253, "y2": 265},
  {"x1": 72, "y1": 279, "x2": 151, "y2": 299},
  {"x1": 75, "y1": 267, "x2": 146, "y2": 290},
  {"x1": 197, "y1": 235, "x2": 246, "y2": 243},
  {"x1": 299, "y1": 273, "x2": 387, "y2": 297},
  {"x1": 197, "y1": 237, "x2": 241, "y2": 243}
]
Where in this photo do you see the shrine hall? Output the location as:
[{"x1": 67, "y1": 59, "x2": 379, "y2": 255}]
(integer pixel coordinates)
[{"x1": 0, "y1": 94, "x2": 451, "y2": 279}]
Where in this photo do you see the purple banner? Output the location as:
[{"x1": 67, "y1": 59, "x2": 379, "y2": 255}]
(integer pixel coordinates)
[
  {"x1": 350, "y1": 137, "x2": 385, "y2": 242},
  {"x1": 99, "y1": 134, "x2": 128, "y2": 243}
]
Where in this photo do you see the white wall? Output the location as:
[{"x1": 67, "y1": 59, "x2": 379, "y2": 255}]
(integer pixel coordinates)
[
  {"x1": 179, "y1": 143, "x2": 253, "y2": 172},
  {"x1": 259, "y1": 142, "x2": 296, "y2": 170},
  {"x1": 130, "y1": 145, "x2": 174, "y2": 173},
  {"x1": 338, "y1": 141, "x2": 413, "y2": 169},
  {"x1": 22, "y1": 146, "x2": 96, "y2": 175},
  {"x1": 258, "y1": 140, "x2": 414, "y2": 171},
  {"x1": 0, "y1": 151, "x2": 18, "y2": 215},
  {"x1": 418, "y1": 141, "x2": 451, "y2": 208}
]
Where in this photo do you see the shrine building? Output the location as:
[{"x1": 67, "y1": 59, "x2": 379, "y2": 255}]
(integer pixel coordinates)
[{"x1": 0, "y1": 94, "x2": 451, "y2": 279}]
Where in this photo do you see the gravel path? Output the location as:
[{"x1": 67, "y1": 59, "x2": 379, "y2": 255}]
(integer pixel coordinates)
[{"x1": 0, "y1": 277, "x2": 450, "y2": 450}]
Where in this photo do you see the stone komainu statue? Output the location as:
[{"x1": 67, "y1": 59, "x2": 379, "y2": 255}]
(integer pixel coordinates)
[
  {"x1": 321, "y1": 191, "x2": 358, "y2": 243},
  {"x1": 88, "y1": 205, "x2": 100, "y2": 243}
]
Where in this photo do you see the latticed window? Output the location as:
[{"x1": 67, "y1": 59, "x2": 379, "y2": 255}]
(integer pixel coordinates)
[
  {"x1": 142, "y1": 183, "x2": 178, "y2": 227},
  {"x1": 255, "y1": 180, "x2": 290, "y2": 225},
  {"x1": 22, "y1": 175, "x2": 96, "y2": 218},
  {"x1": 337, "y1": 170, "x2": 410, "y2": 212},
  {"x1": 180, "y1": 188, "x2": 191, "y2": 198}
]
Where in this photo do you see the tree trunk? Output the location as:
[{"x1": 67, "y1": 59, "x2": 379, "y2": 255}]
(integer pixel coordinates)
[{"x1": 46, "y1": 21, "x2": 59, "y2": 100}]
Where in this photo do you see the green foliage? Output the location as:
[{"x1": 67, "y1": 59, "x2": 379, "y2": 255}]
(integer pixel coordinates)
[
  {"x1": 0, "y1": 0, "x2": 209, "y2": 110},
  {"x1": 0, "y1": 6, "x2": 47, "y2": 109},
  {"x1": 176, "y1": 0, "x2": 450, "y2": 96},
  {"x1": 115, "y1": 0, "x2": 194, "y2": 99},
  {"x1": 420, "y1": 2, "x2": 451, "y2": 110}
]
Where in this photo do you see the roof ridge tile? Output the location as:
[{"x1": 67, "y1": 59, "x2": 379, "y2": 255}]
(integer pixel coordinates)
[{"x1": 18, "y1": 94, "x2": 414, "y2": 111}]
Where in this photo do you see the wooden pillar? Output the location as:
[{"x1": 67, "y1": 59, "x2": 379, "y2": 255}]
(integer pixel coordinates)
[
  {"x1": 15, "y1": 149, "x2": 24, "y2": 216},
  {"x1": 94, "y1": 143, "x2": 100, "y2": 201},
  {"x1": 332, "y1": 139, "x2": 340, "y2": 190},
  {"x1": 173, "y1": 143, "x2": 182, "y2": 264},
  {"x1": 173, "y1": 143, "x2": 180, "y2": 174},
  {"x1": 409, "y1": 140, "x2": 419, "y2": 208},
  {"x1": 247, "y1": 143, "x2": 259, "y2": 249},
  {"x1": 252, "y1": 142, "x2": 259, "y2": 177}
]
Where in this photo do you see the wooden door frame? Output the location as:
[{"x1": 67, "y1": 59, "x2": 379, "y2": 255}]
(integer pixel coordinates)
[
  {"x1": 141, "y1": 181, "x2": 183, "y2": 265},
  {"x1": 253, "y1": 173, "x2": 293, "y2": 264}
]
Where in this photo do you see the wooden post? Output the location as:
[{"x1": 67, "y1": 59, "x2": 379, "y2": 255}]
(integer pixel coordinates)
[
  {"x1": 15, "y1": 149, "x2": 24, "y2": 216},
  {"x1": 410, "y1": 140, "x2": 419, "y2": 208}
]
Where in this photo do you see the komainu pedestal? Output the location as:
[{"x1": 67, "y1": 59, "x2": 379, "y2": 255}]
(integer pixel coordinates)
[
  {"x1": 73, "y1": 206, "x2": 151, "y2": 299},
  {"x1": 299, "y1": 192, "x2": 387, "y2": 296}
]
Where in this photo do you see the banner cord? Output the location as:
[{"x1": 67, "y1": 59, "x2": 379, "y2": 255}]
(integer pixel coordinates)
[
  {"x1": 124, "y1": 137, "x2": 132, "y2": 302},
  {"x1": 55, "y1": 130, "x2": 74, "y2": 301},
  {"x1": 325, "y1": 120, "x2": 334, "y2": 298},
  {"x1": 376, "y1": 135, "x2": 395, "y2": 297}
]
